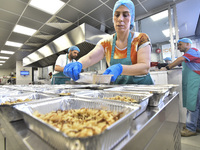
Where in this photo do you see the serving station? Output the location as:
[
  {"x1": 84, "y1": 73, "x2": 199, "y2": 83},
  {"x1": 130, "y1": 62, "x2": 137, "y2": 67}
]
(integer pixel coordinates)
[{"x1": 0, "y1": 84, "x2": 180, "y2": 150}]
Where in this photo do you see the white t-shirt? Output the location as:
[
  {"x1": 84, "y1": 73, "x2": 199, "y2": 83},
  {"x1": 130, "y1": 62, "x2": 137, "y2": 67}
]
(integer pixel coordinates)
[{"x1": 53, "y1": 54, "x2": 76, "y2": 75}]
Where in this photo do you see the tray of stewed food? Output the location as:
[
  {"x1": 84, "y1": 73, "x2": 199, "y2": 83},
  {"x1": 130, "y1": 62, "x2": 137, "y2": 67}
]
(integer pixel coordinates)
[
  {"x1": 0, "y1": 92, "x2": 57, "y2": 121},
  {"x1": 14, "y1": 97, "x2": 140, "y2": 150},
  {"x1": 73, "y1": 90, "x2": 152, "y2": 119},
  {"x1": 104, "y1": 85, "x2": 170, "y2": 106}
]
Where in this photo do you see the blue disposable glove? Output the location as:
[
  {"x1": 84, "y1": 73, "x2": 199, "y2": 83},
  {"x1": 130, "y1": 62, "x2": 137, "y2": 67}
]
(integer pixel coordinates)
[
  {"x1": 63, "y1": 62, "x2": 82, "y2": 81},
  {"x1": 103, "y1": 63, "x2": 123, "y2": 82}
]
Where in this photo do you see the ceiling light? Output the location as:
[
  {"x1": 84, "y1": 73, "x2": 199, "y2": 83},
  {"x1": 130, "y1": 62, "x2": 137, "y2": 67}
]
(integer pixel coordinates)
[
  {"x1": 162, "y1": 28, "x2": 175, "y2": 37},
  {"x1": 0, "y1": 61, "x2": 5, "y2": 63},
  {"x1": 0, "y1": 50, "x2": 15, "y2": 55},
  {"x1": 5, "y1": 41, "x2": 23, "y2": 47},
  {"x1": 150, "y1": 10, "x2": 168, "y2": 21},
  {"x1": 30, "y1": 0, "x2": 65, "y2": 15},
  {"x1": 0, "y1": 64, "x2": 3, "y2": 66},
  {"x1": 0, "y1": 56, "x2": 9, "y2": 59},
  {"x1": 13, "y1": 25, "x2": 37, "y2": 36}
]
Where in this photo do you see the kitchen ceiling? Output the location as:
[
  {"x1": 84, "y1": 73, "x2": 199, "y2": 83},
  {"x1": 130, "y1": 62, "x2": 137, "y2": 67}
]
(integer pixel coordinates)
[{"x1": 0, "y1": 0, "x2": 199, "y2": 69}]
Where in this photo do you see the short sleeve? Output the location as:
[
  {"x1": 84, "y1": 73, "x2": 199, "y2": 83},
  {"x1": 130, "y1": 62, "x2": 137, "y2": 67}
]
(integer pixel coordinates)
[
  {"x1": 138, "y1": 33, "x2": 151, "y2": 50},
  {"x1": 55, "y1": 55, "x2": 65, "y2": 67}
]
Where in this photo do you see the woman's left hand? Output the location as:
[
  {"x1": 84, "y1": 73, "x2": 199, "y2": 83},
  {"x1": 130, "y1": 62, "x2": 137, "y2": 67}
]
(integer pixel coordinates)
[{"x1": 103, "y1": 63, "x2": 123, "y2": 82}]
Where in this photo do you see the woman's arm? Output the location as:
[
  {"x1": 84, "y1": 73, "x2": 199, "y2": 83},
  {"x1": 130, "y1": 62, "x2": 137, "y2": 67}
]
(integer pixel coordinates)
[
  {"x1": 122, "y1": 45, "x2": 151, "y2": 76},
  {"x1": 78, "y1": 44, "x2": 105, "y2": 69}
]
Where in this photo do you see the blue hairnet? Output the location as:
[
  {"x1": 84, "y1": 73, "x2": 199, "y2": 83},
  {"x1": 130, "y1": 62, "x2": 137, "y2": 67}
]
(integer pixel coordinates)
[
  {"x1": 177, "y1": 38, "x2": 192, "y2": 44},
  {"x1": 68, "y1": 46, "x2": 80, "y2": 53},
  {"x1": 164, "y1": 57, "x2": 172, "y2": 61},
  {"x1": 113, "y1": 0, "x2": 135, "y2": 30}
]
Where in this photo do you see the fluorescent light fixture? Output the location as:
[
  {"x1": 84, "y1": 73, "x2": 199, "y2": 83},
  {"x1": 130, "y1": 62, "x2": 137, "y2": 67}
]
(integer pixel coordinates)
[
  {"x1": 0, "y1": 61, "x2": 6, "y2": 63},
  {"x1": 5, "y1": 41, "x2": 23, "y2": 47},
  {"x1": 150, "y1": 10, "x2": 168, "y2": 21},
  {"x1": 0, "y1": 50, "x2": 15, "y2": 55},
  {"x1": 0, "y1": 64, "x2": 3, "y2": 66},
  {"x1": 30, "y1": 0, "x2": 65, "y2": 15},
  {"x1": 0, "y1": 56, "x2": 9, "y2": 59},
  {"x1": 162, "y1": 28, "x2": 175, "y2": 37},
  {"x1": 13, "y1": 25, "x2": 37, "y2": 36}
]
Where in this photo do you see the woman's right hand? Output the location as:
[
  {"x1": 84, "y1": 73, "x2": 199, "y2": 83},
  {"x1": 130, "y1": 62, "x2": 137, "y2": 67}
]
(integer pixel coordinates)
[{"x1": 63, "y1": 62, "x2": 82, "y2": 81}]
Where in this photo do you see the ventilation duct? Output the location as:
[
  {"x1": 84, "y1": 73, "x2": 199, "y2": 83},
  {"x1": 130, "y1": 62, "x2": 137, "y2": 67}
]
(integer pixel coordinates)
[{"x1": 23, "y1": 23, "x2": 109, "y2": 67}]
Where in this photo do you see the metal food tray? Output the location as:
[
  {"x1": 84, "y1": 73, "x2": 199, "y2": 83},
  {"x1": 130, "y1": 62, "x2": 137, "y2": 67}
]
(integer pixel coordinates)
[
  {"x1": 151, "y1": 84, "x2": 179, "y2": 94},
  {"x1": 74, "y1": 90, "x2": 152, "y2": 119},
  {"x1": 58, "y1": 88, "x2": 91, "y2": 96},
  {"x1": 0, "y1": 92, "x2": 57, "y2": 121},
  {"x1": 82, "y1": 84, "x2": 123, "y2": 90},
  {"x1": 104, "y1": 86, "x2": 170, "y2": 106},
  {"x1": 0, "y1": 89, "x2": 23, "y2": 98},
  {"x1": 14, "y1": 97, "x2": 140, "y2": 150}
]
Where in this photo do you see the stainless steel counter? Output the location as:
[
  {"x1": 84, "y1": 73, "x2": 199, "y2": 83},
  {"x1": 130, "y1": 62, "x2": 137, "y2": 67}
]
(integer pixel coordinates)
[{"x1": 0, "y1": 92, "x2": 180, "y2": 150}]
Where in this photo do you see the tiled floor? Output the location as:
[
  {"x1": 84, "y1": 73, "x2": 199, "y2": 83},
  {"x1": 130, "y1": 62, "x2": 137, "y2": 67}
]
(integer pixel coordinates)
[{"x1": 181, "y1": 129, "x2": 200, "y2": 150}]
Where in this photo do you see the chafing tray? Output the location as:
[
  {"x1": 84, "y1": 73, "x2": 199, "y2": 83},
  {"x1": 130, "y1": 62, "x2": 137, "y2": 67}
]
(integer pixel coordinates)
[
  {"x1": 0, "y1": 92, "x2": 56, "y2": 121},
  {"x1": 104, "y1": 86, "x2": 170, "y2": 106},
  {"x1": 14, "y1": 97, "x2": 140, "y2": 150},
  {"x1": 74, "y1": 90, "x2": 152, "y2": 119}
]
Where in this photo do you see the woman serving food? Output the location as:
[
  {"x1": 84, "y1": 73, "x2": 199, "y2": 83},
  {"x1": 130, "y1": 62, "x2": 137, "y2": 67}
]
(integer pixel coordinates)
[{"x1": 63, "y1": 0, "x2": 153, "y2": 85}]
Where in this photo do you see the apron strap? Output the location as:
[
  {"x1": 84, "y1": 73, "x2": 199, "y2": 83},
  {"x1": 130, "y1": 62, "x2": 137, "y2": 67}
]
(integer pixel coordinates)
[{"x1": 111, "y1": 32, "x2": 132, "y2": 60}]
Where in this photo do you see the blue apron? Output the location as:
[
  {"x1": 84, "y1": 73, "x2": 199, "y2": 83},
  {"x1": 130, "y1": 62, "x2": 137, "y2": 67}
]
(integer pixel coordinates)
[
  {"x1": 182, "y1": 61, "x2": 200, "y2": 111},
  {"x1": 51, "y1": 54, "x2": 71, "y2": 85},
  {"x1": 111, "y1": 32, "x2": 153, "y2": 85}
]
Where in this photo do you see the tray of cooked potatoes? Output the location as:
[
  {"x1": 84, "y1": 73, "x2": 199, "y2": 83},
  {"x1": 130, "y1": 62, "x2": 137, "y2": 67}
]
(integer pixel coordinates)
[
  {"x1": 73, "y1": 90, "x2": 152, "y2": 119},
  {"x1": 14, "y1": 97, "x2": 140, "y2": 150},
  {"x1": 0, "y1": 92, "x2": 57, "y2": 121},
  {"x1": 104, "y1": 85, "x2": 170, "y2": 106}
]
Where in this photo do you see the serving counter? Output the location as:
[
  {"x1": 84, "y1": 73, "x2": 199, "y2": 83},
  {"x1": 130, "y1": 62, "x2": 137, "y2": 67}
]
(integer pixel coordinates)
[{"x1": 0, "y1": 90, "x2": 180, "y2": 150}]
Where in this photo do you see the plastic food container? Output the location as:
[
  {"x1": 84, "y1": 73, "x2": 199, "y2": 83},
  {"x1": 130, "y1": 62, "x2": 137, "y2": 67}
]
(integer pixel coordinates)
[{"x1": 76, "y1": 73, "x2": 113, "y2": 84}]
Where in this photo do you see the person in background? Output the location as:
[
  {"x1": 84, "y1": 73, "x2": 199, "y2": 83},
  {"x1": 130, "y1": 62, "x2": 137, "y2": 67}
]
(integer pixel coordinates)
[
  {"x1": 51, "y1": 46, "x2": 80, "y2": 84},
  {"x1": 164, "y1": 57, "x2": 172, "y2": 64},
  {"x1": 63, "y1": 0, "x2": 153, "y2": 85},
  {"x1": 162, "y1": 38, "x2": 200, "y2": 137}
]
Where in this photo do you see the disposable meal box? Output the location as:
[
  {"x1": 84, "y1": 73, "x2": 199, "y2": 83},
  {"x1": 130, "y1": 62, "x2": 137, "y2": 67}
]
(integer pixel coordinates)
[
  {"x1": 76, "y1": 73, "x2": 113, "y2": 84},
  {"x1": 14, "y1": 97, "x2": 140, "y2": 150},
  {"x1": 0, "y1": 92, "x2": 57, "y2": 121},
  {"x1": 104, "y1": 85, "x2": 170, "y2": 106},
  {"x1": 74, "y1": 90, "x2": 152, "y2": 119}
]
